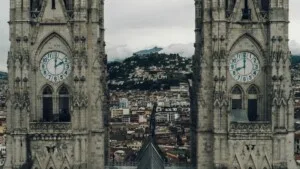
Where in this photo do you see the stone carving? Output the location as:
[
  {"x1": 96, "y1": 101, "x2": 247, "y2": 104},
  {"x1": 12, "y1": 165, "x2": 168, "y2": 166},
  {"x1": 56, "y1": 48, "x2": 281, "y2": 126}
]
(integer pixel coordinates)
[
  {"x1": 13, "y1": 91, "x2": 30, "y2": 111},
  {"x1": 272, "y1": 89, "x2": 287, "y2": 107},
  {"x1": 230, "y1": 122, "x2": 272, "y2": 134},
  {"x1": 30, "y1": 122, "x2": 71, "y2": 131},
  {"x1": 31, "y1": 133, "x2": 73, "y2": 141},
  {"x1": 72, "y1": 92, "x2": 88, "y2": 108},
  {"x1": 213, "y1": 91, "x2": 228, "y2": 108}
]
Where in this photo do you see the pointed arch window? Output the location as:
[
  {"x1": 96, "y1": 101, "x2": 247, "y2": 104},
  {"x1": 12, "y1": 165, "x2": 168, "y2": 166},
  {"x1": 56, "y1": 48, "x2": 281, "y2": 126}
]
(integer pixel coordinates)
[
  {"x1": 247, "y1": 86, "x2": 259, "y2": 121},
  {"x1": 63, "y1": 0, "x2": 73, "y2": 10},
  {"x1": 226, "y1": 0, "x2": 236, "y2": 11},
  {"x1": 261, "y1": 0, "x2": 269, "y2": 11},
  {"x1": 43, "y1": 86, "x2": 53, "y2": 122},
  {"x1": 242, "y1": 0, "x2": 251, "y2": 20},
  {"x1": 30, "y1": 0, "x2": 43, "y2": 18},
  {"x1": 232, "y1": 86, "x2": 242, "y2": 110},
  {"x1": 52, "y1": 0, "x2": 56, "y2": 9},
  {"x1": 231, "y1": 86, "x2": 248, "y2": 122},
  {"x1": 58, "y1": 86, "x2": 70, "y2": 122}
]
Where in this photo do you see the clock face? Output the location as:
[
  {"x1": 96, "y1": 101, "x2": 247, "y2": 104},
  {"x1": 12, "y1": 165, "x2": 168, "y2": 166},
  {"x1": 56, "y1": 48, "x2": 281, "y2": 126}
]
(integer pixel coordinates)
[
  {"x1": 40, "y1": 51, "x2": 71, "y2": 82},
  {"x1": 229, "y1": 52, "x2": 260, "y2": 82}
]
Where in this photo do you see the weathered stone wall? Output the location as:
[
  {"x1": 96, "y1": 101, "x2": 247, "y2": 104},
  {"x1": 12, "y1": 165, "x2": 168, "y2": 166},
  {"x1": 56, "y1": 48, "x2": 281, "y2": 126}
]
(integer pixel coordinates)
[{"x1": 5, "y1": 0, "x2": 107, "y2": 169}]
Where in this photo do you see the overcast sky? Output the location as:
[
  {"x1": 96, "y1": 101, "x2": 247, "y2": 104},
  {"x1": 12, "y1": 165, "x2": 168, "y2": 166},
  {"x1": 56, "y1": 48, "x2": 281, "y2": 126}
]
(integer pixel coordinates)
[{"x1": 0, "y1": 1, "x2": 300, "y2": 71}]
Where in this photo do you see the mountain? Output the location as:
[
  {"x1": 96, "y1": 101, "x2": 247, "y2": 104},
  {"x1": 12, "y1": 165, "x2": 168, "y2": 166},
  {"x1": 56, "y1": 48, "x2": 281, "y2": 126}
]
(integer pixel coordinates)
[
  {"x1": 291, "y1": 55, "x2": 300, "y2": 66},
  {"x1": 133, "y1": 47, "x2": 163, "y2": 56},
  {"x1": 0, "y1": 71, "x2": 7, "y2": 80},
  {"x1": 108, "y1": 53, "x2": 192, "y2": 91}
]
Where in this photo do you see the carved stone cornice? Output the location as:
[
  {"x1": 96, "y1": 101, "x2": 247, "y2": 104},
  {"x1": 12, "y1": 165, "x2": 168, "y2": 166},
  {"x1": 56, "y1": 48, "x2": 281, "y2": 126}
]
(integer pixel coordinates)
[
  {"x1": 30, "y1": 133, "x2": 73, "y2": 141},
  {"x1": 29, "y1": 122, "x2": 72, "y2": 131},
  {"x1": 229, "y1": 122, "x2": 272, "y2": 139}
]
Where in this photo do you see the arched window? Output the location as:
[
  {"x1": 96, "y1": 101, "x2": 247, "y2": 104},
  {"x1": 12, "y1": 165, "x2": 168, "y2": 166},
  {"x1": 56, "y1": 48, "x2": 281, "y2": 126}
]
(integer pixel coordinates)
[
  {"x1": 261, "y1": 0, "x2": 269, "y2": 11},
  {"x1": 52, "y1": 0, "x2": 56, "y2": 9},
  {"x1": 242, "y1": 0, "x2": 251, "y2": 20},
  {"x1": 231, "y1": 86, "x2": 247, "y2": 122},
  {"x1": 63, "y1": 0, "x2": 73, "y2": 10},
  {"x1": 30, "y1": 0, "x2": 43, "y2": 18},
  {"x1": 43, "y1": 86, "x2": 53, "y2": 122},
  {"x1": 248, "y1": 85, "x2": 259, "y2": 121},
  {"x1": 58, "y1": 86, "x2": 70, "y2": 122},
  {"x1": 226, "y1": 0, "x2": 236, "y2": 10},
  {"x1": 30, "y1": 0, "x2": 42, "y2": 11}
]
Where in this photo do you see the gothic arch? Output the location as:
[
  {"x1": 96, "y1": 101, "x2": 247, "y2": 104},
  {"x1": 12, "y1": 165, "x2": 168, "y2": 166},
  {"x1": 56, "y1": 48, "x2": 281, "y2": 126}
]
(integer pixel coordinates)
[
  {"x1": 229, "y1": 33, "x2": 264, "y2": 56},
  {"x1": 247, "y1": 85, "x2": 260, "y2": 121},
  {"x1": 42, "y1": 85, "x2": 54, "y2": 122},
  {"x1": 57, "y1": 84, "x2": 71, "y2": 122},
  {"x1": 35, "y1": 32, "x2": 72, "y2": 60},
  {"x1": 231, "y1": 85, "x2": 248, "y2": 122},
  {"x1": 40, "y1": 84, "x2": 54, "y2": 94},
  {"x1": 231, "y1": 84, "x2": 244, "y2": 95},
  {"x1": 247, "y1": 85, "x2": 260, "y2": 94}
]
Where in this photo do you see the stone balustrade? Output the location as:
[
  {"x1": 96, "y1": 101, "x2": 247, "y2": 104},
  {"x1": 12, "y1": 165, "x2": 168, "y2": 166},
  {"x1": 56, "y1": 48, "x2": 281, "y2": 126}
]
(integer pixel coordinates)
[
  {"x1": 229, "y1": 122, "x2": 272, "y2": 139},
  {"x1": 29, "y1": 122, "x2": 72, "y2": 131}
]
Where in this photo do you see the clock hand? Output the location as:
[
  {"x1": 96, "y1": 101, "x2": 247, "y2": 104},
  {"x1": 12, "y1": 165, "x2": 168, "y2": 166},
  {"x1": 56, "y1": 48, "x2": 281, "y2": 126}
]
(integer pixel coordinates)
[
  {"x1": 236, "y1": 67, "x2": 244, "y2": 71},
  {"x1": 243, "y1": 53, "x2": 246, "y2": 68},
  {"x1": 243, "y1": 53, "x2": 246, "y2": 74},
  {"x1": 55, "y1": 61, "x2": 64, "y2": 68}
]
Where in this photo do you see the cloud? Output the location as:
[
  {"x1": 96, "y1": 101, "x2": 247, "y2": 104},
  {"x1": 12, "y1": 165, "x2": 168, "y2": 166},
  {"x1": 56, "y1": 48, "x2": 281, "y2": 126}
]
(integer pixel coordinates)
[
  {"x1": 106, "y1": 43, "x2": 134, "y2": 61},
  {"x1": 160, "y1": 43, "x2": 194, "y2": 57},
  {"x1": 290, "y1": 40, "x2": 300, "y2": 55}
]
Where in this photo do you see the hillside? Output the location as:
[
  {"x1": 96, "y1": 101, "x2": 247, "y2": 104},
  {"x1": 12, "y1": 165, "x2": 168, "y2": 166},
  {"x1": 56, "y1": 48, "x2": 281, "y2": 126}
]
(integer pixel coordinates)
[
  {"x1": 108, "y1": 53, "x2": 192, "y2": 91},
  {"x1": 0, "y1": 72, "x2": 7, "y2": 80}
]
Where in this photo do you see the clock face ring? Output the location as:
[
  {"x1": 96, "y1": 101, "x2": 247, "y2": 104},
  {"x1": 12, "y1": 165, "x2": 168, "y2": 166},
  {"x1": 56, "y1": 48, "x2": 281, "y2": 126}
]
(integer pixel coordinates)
[
  {"x1": 40, "y1": 51, "x2": 71, "y2": 82},
  {"x1": 229, "y1": 52, "x2": 260, "y2": 82}
]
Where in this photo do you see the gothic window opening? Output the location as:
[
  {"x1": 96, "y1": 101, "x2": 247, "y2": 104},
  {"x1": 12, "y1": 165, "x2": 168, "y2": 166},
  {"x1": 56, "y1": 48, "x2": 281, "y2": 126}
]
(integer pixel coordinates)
[
  {"x1": 63, "y1": 0, "x2": 74, "y2": 18},
  {"x1": 261, "y1": 0, "x2": 269, "y2": 11},
  {"x1": 64, "y1": 0, "x2": 73, "y2": 10},
  {"x1": 231, "y1": 86, "x2": 247, "y2": 122},
  {"x1": 30, "y1": 0, "x2": 43, "y2": 18},
  {"x1": 52, "y1": 0, "x2": 56, "y2": 9},
  {"x1": 58, "y1": 86, "x2": 70, "y2": 122},
  {"x1": 242, "y1": 0, "x2": 251, "y2": 20},
  {"x1": 43, "y1": 86, "x2": 53, "y2": 122},
  {"x1": 232, "y1": 86, "x2": 243, "y2": 109},
  {"x1": 226, "y1": 0, "x2": 236, "y2": 11},
  {"x1": 225, "y1": 0, "x2": 236, "y2": 17},
  {"x1": 247, "y1": 86, "x2": 258, "y2": 121}
]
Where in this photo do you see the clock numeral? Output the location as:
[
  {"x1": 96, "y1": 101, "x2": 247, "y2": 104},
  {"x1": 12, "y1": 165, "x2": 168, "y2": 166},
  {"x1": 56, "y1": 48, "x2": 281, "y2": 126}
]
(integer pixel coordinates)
[
  {"x1": 64, "y1": 71, "x2": 68, "y2": 75},
  {"x1": 54, "y1": 76, "x2": 58, "y2": 82},
  {"x1": 248, "y1": 75, "x2": 253, "y2": 81},
  {"x1": 43, "y1": 58, "x2": 48, "y2": 63},
  {"x1": 60, "y1": 75, "x2": 64, "y2": 80}
]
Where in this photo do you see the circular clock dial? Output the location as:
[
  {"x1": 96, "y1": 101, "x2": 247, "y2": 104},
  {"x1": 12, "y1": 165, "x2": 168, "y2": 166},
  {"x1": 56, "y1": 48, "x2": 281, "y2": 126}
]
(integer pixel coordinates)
[
  {"x1": 229, "y1": 52, "x2": 260, "y2": 82},
  {"x1": 40, "y1": 51, "x2": 71, "y2": 82}
]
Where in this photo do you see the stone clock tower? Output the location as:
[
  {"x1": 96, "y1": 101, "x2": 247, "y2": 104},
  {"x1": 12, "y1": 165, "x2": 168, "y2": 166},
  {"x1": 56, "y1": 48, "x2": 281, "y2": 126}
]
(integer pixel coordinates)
[
  {"x1": 193, "y1": 0, "x2": 297, "y2": 168},
  {"x1": 5, "y1": 0, "x2": 108, "y2": 169}
]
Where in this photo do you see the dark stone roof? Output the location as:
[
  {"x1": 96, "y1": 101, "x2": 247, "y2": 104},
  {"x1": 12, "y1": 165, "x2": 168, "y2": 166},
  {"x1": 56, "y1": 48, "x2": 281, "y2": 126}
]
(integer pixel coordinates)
[
  {"x1": 136, "y1": 138, "x2": 165, "y2": 169},
  {"x1": 136, "y1": 102, "x2": 166, "y2": 169}
]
